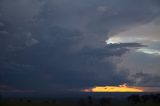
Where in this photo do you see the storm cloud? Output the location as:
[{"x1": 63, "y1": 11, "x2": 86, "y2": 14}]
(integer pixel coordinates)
[{"x1": 0, "y1": 0, "x2": 160, "y2": 94}]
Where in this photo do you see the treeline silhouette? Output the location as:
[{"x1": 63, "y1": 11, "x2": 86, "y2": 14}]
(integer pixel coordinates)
[
  {"x1": 78, "y1": 94, "x2": 160, "y2": 106},
  {"x1": 1, "y1": 94, "x2": 160, "y2": 106},
  {"x1": 25, "y1": 98, "x2": 57, "y2": 104},
  {"x1": 127, "y1": 94, "x2": 160, "y2": 105},
  {"x1": 78, "y1": 96, "x2": 112, "y2": 106}
]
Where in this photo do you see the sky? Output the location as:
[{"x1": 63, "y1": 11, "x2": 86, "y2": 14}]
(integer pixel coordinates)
[{"x1": 0, "y1": 0, "x2": 160, "y2": 96}]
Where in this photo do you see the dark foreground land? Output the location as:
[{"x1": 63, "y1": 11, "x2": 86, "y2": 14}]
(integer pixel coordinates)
[
  {"x1": 1, "y1": 100, "x2": 160, "y2": 106},
  {"x1": 1, "y1": 93, "x2": 160, "y2": 106}
]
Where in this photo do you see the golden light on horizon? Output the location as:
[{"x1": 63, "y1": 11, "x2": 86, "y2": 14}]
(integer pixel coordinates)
[{"x1": 82, "y1": 84, "x2": 144, "y2": 92}]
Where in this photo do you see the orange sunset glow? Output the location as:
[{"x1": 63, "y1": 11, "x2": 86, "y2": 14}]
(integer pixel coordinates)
[{"x1": 82, "y1": 84, "x2": 144, "y2": 92}]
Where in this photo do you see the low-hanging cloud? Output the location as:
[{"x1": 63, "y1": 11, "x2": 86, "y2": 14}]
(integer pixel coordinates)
[{"x1": 0, "y1": 0, "x2": 160, "y2": 94}]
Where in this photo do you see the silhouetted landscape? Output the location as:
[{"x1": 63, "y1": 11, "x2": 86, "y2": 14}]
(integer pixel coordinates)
[{"x1": 1, "y1": 93, "x2": 160, "y2": 106}]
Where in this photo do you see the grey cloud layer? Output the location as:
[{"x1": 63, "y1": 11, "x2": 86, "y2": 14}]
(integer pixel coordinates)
[{"x1": 0, "y1": 0, "x2": 160, "y2": 93}]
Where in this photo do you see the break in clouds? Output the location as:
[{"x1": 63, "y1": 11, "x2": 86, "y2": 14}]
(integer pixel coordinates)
[{"x1": 0, "y1": 0, "x2": 160, "y2": 94}]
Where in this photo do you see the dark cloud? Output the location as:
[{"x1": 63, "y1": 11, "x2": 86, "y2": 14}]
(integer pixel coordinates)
[
  {"x1": 133, "y1": 72, "x2": 160, "y2": 87},
  {"x1": 0, "y1": 0, "x2": 160, "y2": 95},
  {"x1": 0, "y1": 26, "x2": 131, "y2": 92},
  {"x1": 106, "y1": 43, "x2": 145, "y2": 49}
]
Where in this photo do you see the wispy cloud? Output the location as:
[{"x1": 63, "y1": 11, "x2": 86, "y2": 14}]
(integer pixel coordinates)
[
  {"x1": 137, "y1": 48, "x2": 160, "y2": 56},
  {"x1": 0, "y1": 84, "x2": 34, "y2": 93}
]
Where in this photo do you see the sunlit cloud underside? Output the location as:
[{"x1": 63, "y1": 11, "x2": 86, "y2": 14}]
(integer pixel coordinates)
[
  {"x1": 82, "y1": 84, "x2": 143, "y2": 92},
  {"x1": 82, "y1": 84, "x2": 160, "y2": 93}
]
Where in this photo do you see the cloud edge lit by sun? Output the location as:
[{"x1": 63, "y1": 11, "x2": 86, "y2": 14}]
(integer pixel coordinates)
[{"x1": 82, "y1": 84, "x2": 144, "y2": 92}]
